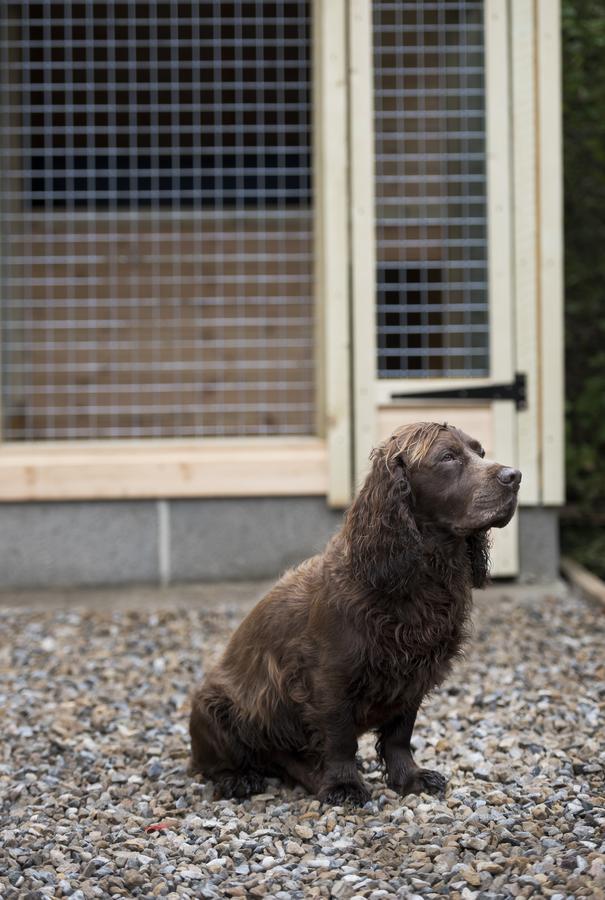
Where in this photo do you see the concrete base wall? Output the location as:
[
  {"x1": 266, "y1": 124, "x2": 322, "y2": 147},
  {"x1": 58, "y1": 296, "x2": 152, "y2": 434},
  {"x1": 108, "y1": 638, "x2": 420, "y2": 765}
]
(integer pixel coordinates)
[
  {"x1": 0, "y1": 499, "x2": 559, "y2": 589},
  {"x1": 518, "y1": 506, "x2": 561, "y2": 583}
]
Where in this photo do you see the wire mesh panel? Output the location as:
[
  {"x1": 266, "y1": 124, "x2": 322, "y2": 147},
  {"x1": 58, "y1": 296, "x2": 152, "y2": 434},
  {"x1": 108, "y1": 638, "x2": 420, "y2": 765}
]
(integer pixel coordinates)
[
  {"x1": 0, "y1": 1, "x2": 314, "y2": 440},
  {"x1": 374, "y1": 0, "x2": 488, "y2": 378}
]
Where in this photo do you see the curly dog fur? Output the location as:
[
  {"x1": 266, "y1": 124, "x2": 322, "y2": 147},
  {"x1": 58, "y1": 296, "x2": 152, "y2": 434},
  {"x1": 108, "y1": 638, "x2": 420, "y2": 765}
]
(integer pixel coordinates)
[{"x1": 189, "y1": 422, "x2": 521, "y2": 804}]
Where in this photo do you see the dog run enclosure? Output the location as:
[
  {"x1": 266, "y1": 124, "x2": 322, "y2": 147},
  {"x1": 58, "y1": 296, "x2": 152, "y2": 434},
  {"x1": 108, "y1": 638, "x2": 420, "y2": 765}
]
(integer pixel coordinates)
[{"x1": 0, "y1": 0, "x2": 563, "y2": 584}]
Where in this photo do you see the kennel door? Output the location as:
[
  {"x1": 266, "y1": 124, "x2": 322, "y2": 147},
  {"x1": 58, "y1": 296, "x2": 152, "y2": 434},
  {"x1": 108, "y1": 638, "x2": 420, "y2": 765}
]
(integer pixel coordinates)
[{"x1": 349, "y1": 0, "x2": 519, "y2": 576}]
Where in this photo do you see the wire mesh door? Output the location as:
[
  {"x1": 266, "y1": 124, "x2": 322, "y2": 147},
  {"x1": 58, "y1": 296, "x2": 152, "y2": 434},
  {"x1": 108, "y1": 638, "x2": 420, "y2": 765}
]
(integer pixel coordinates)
[
  {"x1": 373, "y1": 0, "x2": 488, "y2": 380},
  {"x1": 0, "y1": 1, "x2": 315, "y2": 441}
]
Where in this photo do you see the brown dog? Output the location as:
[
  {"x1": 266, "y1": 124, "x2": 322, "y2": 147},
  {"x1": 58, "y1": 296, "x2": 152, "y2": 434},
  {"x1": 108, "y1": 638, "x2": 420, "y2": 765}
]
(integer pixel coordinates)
[{"x1": 189, "y1": 422, "x2": 521, "y2": 804}]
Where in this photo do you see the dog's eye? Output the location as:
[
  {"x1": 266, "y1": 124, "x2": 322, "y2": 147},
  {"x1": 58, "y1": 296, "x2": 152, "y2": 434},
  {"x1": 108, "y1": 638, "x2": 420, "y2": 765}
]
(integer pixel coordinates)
[{"x1": 440, "y1": 452, "x2": 457, "y2": 463}]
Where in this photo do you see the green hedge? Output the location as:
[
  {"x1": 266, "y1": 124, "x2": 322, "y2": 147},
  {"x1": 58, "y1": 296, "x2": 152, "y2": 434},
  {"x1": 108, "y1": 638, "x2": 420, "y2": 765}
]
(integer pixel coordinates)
[{"x1": 562, "y1": 0, "x2": 605, "y2": 578}]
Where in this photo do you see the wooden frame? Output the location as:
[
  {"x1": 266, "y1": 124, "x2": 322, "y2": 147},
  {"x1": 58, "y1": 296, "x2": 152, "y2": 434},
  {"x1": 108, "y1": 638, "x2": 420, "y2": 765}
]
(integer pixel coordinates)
[
  {"x1": 536, "y1": 0, "x2": 565, "y2": 505},
  {"x1": 313, "y1": 0, "x2": 352, "y2": 507},
  {"x1": 349, "y1": 0, "x2": 377, "y2": 492},
  {"x1": 0, "y1": 1, "x2": 345, "y2": 507},
  {"x1": 511, "y1": 0, "x2": 540, "y2": 505},
  {"x1": 484, "y1": 0, "x2": 518, "y2": 576},
  {"x1": 485, "y1": 0, "x2": 514, "y2": 389},
  {"x1": 0, "y1": 438, "x2": 328, "y2": 501}
]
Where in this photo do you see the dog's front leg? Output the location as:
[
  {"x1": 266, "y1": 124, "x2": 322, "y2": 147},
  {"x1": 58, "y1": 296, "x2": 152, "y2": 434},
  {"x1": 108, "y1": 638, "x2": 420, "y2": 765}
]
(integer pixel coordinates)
[
  {"x1": 378, "y1": 708, "x2": 447, "y2": 798},
  {"x1": 318, "y1": 708, "x2": 371, "y2": 806}
]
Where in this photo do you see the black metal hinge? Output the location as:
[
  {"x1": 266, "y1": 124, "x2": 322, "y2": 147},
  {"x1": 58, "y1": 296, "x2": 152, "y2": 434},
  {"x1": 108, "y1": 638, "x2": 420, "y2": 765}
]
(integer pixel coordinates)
[{"x1": 391, "y1": 372, "x2": 527, "y2": 411}]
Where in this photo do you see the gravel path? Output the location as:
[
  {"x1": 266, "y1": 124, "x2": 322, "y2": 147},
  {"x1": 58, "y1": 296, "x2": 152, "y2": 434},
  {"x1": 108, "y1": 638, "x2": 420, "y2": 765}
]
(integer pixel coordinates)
[{"x1": 1, "y1": 581, "x2": 604, "y2": 899}]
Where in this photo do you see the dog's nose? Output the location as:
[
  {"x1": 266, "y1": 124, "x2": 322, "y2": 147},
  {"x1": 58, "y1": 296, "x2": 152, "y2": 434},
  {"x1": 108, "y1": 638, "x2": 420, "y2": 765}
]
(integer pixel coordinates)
[{"x1": 497, "y1": 467, "x2": 522, "y2": 488}]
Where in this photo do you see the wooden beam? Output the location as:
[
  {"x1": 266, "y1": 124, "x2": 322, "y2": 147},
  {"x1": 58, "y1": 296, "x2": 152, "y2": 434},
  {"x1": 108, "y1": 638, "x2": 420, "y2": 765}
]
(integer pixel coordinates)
[
  {"x1": 349, "y1": 0, "x2": 377, "y2": 491},
  {"x1": 486, "y1": 0, "x2": 514, "y2": 385},
  {"x1": 561, "y1": 557, "x2": 605, "y2": 607},
  {"x1": 511, "y1": 0, "x2": 540, "y2": 503},
  {"x1": 485, "y1": 0, "x2": 518, "y2": 576},
  {"x1": 313, "y1": 0, "x2": 351, "y2": 507},
  {"x1": 0, "y1": 439, "x2": 329, "y2": 501},
  {"x1": 536, "y1": 0, "x2": 565, "y2": 505}
]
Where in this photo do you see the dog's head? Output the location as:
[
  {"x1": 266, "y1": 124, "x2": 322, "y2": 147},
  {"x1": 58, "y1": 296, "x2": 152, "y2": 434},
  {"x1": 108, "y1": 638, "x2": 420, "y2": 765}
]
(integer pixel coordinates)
[
  {"x1": 382, "y1": 422, "x2": 521, "y2": 536},
  {"x1": 345, "y1": 422, "x2": 521, "y2": 592}
]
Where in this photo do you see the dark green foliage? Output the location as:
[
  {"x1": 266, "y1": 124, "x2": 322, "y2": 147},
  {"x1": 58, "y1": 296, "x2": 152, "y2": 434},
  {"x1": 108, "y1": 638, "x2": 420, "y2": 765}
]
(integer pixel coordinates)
[{"x1": 562, "y1": 0, "x2": 605, "y2": 578}]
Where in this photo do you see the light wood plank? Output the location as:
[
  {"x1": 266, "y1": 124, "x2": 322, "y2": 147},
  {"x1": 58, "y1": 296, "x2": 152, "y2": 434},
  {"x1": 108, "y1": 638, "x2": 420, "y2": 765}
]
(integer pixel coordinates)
[
  {"x1": 561, "y1": 557, "x2": 605, "y2": 605},
  {"x1": 377, "y1": 404, "x2": 494, "y2": 455},
  {"x1": 314, "y1": 0, "x2": 351, "y2": 507},
  {"x1": 485, "y1": 0, "x2": 515, "y2": 384},
  {"x1": 349, "y1": 0, "x2": 377, "y2": 492},
  {"x1": 490, "y1": 400, "x2": 520, "y2": 576},
  {"x1": 511, "y1": 0, "x2": 540, "y2": 504},
  {"x1": 0, "y1": 439, "x2": 329, "y2": 501},
  {"x1": 485, "y1": 0, "x2": 519, "y2": 576},
  {"x1": 312, "y1": 0, "x2": 326, "y2": 442},
  {"x1": 537, "y1": 0, "x2": 565, "y2": 505}
]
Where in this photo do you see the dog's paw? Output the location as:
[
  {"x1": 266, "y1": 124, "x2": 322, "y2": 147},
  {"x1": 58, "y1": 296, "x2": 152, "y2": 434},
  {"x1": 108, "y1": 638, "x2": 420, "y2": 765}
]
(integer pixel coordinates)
[
  {"x1": 392, "y1": 768, "x2": 447, "y2": 798},
  {"x1": 416, "y1": 768, "x2": 447, "y2": 796},
  {"x1": 319, "y1": 780, "x2": 371, "y2": 806},
  {"x1": 216, "y1": 770, "x2": 267, "y2": 799}
]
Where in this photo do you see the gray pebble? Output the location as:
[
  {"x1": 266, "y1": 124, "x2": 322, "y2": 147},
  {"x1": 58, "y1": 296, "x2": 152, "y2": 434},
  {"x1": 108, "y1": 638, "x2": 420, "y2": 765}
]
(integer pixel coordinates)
[{"x1": 1, "y1": 585, "x2": 603, "y2": 900}]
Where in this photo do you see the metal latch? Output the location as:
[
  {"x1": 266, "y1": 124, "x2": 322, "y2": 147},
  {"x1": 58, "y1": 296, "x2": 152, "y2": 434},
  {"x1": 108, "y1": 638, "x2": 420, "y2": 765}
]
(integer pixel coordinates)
[{"x1": 391, "y1": 372, "x2": 527, "y2": 411}]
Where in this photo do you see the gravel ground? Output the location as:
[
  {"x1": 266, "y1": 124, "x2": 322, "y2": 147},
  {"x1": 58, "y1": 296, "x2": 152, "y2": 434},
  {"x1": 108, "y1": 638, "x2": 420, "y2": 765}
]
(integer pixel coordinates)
[{"x1": 1, "y1": 580, "x2": 604, "y2": 899}]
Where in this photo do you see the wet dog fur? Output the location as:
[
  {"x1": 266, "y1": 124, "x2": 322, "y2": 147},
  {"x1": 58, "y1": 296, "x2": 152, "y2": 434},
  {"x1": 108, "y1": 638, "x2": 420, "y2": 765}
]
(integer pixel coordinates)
[{"x1": 189, "y1": 422, "x2": 521, "y2": 804}]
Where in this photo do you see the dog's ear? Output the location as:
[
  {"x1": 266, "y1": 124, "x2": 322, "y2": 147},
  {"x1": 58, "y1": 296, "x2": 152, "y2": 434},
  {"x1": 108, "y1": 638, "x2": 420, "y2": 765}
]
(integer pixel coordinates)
[
  {"x1": 467, "y1": 530, "x2": 491, "y2": 588},
  {"x1": 343, "y1": 448, "x2": 423, "y2": 593}
]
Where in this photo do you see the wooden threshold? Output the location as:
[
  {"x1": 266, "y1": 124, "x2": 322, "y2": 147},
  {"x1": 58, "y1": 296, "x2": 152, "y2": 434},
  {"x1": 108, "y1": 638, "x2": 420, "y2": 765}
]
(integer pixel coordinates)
[
  {"x1": 561, "y1": 557, "x2": 605, "y2": 607},
  {"x1": 0, "y1": 438, "x2": 329, "y2": 501}
]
